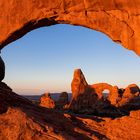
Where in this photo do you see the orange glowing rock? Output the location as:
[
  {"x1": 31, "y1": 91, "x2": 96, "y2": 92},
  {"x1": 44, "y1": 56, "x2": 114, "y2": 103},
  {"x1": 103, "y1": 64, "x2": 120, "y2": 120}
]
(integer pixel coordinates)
[
  {"x1": 0, "y1": 1, "x2": 140, "y2": 56},
  {"x1": 39, "y1": 92, "x2": 56, "y2": 109}
]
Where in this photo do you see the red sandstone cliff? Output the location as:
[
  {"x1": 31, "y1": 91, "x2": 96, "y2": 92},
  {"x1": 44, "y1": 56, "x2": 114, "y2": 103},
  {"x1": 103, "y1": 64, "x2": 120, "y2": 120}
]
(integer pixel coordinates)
[{"x1": 0, "y1": 1, "x2": 140, "y2": 55}]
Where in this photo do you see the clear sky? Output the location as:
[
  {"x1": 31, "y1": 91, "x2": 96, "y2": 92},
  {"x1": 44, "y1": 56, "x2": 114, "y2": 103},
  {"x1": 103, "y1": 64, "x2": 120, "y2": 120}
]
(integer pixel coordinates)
[{"x1": 1, "y1": 24, "x2": 140, "y2": 95}]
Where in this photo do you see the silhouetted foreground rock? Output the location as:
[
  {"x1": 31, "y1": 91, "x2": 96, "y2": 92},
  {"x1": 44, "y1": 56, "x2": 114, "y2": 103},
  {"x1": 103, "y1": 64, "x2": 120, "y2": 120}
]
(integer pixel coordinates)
[
  {"x1": 0, "y1": 82, "x2": 140, "y2": 140},
  {"x1": 0, "y1": 56, "x2": 5, "y2": 81},
  {"x1": 69, "y1": 69, "x2": 140, "y2": 116}
]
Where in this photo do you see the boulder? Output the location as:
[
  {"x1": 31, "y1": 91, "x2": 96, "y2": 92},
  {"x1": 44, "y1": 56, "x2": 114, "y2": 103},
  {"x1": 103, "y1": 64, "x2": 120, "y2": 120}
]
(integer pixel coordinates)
[
  {"x1": 40, "y1": 93, "x2": 55, "y2": 109},
  {"x1": 56, "y1": 92, "x2": 69, "y2": 109},
  {"x1": 118, "y1": 84, "x2": 140, "y2": 107}
]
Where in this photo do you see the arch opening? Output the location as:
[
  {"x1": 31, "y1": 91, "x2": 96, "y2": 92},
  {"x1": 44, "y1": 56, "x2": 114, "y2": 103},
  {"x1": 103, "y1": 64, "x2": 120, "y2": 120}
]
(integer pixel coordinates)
[
  {"x1": 1, "y1": 24, "x2": 140, "y2": 95},
  {"x1": 102, "y1": 89, "x2": 110, "y2": 98}
]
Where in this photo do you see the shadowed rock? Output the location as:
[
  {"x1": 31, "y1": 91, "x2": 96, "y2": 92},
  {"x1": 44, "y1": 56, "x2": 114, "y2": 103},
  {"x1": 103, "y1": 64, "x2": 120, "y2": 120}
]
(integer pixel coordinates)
[
  {"x1": 0, "y1": 56, "x2": 5, "y2": 81},
  {"x1": 71, "y1": 69, "x2": 89, "y2": 100},
  {"x1": 69, "y1": 69, "x2": 140, "y2": 117},
  {"x1": 56, "y1": 92, "x2": 69, "y2": 109},
  {"x1": 69, "y1": 69, "x2": 121, "y2": 116},
  {"x1": 69, "y1": 69, "x2": 98, "y2": 113}
]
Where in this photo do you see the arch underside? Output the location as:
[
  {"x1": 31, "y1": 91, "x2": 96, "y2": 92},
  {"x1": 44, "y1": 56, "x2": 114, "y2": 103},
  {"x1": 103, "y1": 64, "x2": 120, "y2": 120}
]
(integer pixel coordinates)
[
  {"x1": 91, "y1": 83, "x2": 113, "y2": 98},
  {"x1": 0, "y1": 0, "x2": 140, "y2": 55}
]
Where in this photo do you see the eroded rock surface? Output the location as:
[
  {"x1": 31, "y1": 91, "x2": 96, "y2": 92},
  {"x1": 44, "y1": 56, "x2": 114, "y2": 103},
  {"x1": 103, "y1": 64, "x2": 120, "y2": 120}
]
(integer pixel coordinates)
[
  {"x1": 39, "y1": 92, "x2": 56, "y2": 109},
  {"x1": 69, "y1": 69, "x2": 140, "y2": 116},
  {"x1": 118, "y1": 84, "x2": 140, "y2": 113},
  {"x1": 69, "y1": 69, "x2": 99, "y2": 113},
  {"x1": 69, "y1": 69, "x2": 120, "y2": 116},
  {"x1": 0, "y1": 1, "x2": 140, "y2": 56},
  {"x1": 0, "y1": 83, "x2": 140, "y2": 140}
]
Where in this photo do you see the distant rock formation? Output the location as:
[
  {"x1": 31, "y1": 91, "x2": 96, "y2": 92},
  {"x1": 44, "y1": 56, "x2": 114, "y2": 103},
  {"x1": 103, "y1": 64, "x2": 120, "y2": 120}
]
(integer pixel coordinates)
[
  {"x1": 117, "y1": 84, "x2": 140, "y2": 112},
  {"x1": 69, "y1": 69, "x2": 120, "y2": 116},
  {"x1": 69, "y1": 69, "x2": 99, "y2": 114},
  {"x1": 69, "y1": 69, "x2": 140, "y2": 116},
  {"x1": 122, "y1": 84, "x2": 140, "y2": 100},
  {"x1": 0, "y1": 82, "x2": 140, "y2": 140},
  {"x1": 107, "y1": 86, "x2": 121, "y2": 106},
  {"x1": 56, "y1": 92, "x2": 69, "y2": 109},
  {"x1": 40, "y1": 92, "x2": 56, "y2": 109},
  {"x1": 71, "y1": 69, "x2": 89, "y2": 100}
]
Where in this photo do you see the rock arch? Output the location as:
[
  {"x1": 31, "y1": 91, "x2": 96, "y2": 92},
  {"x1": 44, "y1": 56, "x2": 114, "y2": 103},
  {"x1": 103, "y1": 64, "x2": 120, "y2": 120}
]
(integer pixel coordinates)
[
  {"x1": 0, "y1": 0, "x2": 140, "y2": 81},
  {"x1": 0, "y1": 0, "x2": 140, "y2": 55},
  {"x1": 91, "y1": 83, "x2": 113, "y2": 99},
  {"x1": 91, "y1": 83, "x2": 121, "y2": 106}
]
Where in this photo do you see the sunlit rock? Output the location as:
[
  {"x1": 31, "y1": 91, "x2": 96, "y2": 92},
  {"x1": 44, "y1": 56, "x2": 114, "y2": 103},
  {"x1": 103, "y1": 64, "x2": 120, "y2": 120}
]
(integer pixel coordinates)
[
  {"x1": 0, "y1": 1, "x2": 140, "y2": 56},
  {"x1": 40, "y1": 92, "x2": 56, "y2": 109}
]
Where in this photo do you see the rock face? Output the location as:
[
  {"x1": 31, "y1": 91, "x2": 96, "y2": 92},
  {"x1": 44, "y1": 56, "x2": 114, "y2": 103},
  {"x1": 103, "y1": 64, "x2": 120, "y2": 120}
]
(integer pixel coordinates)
[
  {"x1": 107, "y1": 86, "x2": 121, "y2": 106},
  {"x1": 69, "y1": 69, "x2": 120, "y2": 116},
  {"x1": 69, "y1": 69, "x2": 99, "y2": 113},
  {"x1": 118, "y1": 84, "x2": 140, "y2": 112},
  {"x1": 0, "y1": 1, "x2": 140, "y2": 56},
  {"x1": 71, "y1": 69, "x2": 89, "y2": 100},
  {"x1": 40, "y1": 93, "x2": 56, "y2": 109},
  {"x1": 56, "y1": 92, "x2": 69, "y2": 109},
  {"x1": 0, "y1": 83, "x2": 140, "y2": 140},
  {"x1": 91, "y1": 83, "x2": 122, "y2": 106},
  {"x1": 123, "y1": 84, "x2": 140, "y2": 98},
  {"x1": 0, "y1": 56, "x2": 5, "y2": 81},
  {"x1": 69, "y1": 69, "x2": 140, "y2": 116}
]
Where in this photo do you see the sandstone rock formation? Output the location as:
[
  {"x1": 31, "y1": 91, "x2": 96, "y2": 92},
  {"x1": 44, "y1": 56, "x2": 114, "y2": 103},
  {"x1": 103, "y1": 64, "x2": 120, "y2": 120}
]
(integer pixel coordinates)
[
  {"x1": 69, "y1": 69, "x2": 99, "y2": 113},
  {"x1": 90, "y1": 84, "x2": 122, "y2": 107},
  {"x1": 123, "y1": 84, "x2": 140, "y2": 98},
  {"x1": 0, "y1": 83, "x2": 140, "y2": 140},
  {"x1": 69, "y1": 69, "x2": 121, "y2": 116},
  {"x1": 117, "y1": 84, "x2": 140, "y2": 112},
  {"x1": 0, "y1": 1, "x2": 140, "y2": 57},
  {"x1": 56, "y1": 92, "x2": 69, "y2": 109},
  {"x1": 0, "y1": 56, "x2": 5, "y2": 81},
  {"x1": 71, "y1": 69, "x2": 89, "y2": 100},
  {"x1": 107, "y1": 86, "x2": 121, "y2": 106},
  {"x1": 69, "y1": 69, "x2": 140, "y2": 116},
  {"x1": 114, "y1": 84, "x2": 140, "y2": 107},
  {"x1": 40, "y1": 92, "x2": 56, "y2": 109}
]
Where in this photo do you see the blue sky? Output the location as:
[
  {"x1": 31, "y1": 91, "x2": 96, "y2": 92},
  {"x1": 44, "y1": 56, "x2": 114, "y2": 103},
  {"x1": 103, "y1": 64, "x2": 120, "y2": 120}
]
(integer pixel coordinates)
[{"x1": 1, "y1": 24, "x2": 140, "y2": 95}]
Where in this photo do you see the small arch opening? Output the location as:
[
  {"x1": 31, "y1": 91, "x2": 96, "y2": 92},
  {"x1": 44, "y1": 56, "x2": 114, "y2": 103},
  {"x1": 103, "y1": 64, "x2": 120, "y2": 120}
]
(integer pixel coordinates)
[{"x1": 102, "y1": 89, "x2": 110, "y2": 98}]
